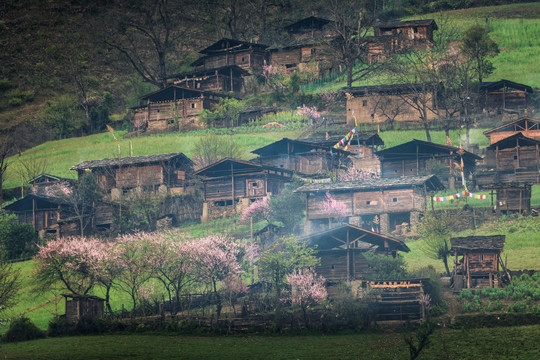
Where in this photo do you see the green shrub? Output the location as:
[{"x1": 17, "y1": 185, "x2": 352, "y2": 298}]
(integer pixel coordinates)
[
  {"x1": 3, "y1": 317, "x2": 46, "y2": 342},
  {"x1": 0, "y1": 78, "x2": 10, "y2": 92},
  {"x1": 0, "y1": 212, "x2": 39, "y2": 260},
  {"x1": 75, "y1": 315, "x2": 104, "y2": 335},
  {"x1": 458, "y1": 289, "x2": 473, "y2": 301},
  {"x1": 7, "y1": 89, "x2": 34, "y2": 107},
  {"x1": 510, "y1": 301, "x2": 528, "y2": 313},
  {"x1": 47, "y1": 316, "x2": 74, "y2": 337}
]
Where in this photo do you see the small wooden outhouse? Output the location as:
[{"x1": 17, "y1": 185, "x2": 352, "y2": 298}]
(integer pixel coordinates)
[{"x1": 64, "y1": 294, "x2": 105, "y2": 322}]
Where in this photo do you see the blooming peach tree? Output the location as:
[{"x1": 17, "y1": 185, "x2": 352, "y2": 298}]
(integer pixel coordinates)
[
  {"x1": 319, "y1": 191, "x2": 348, "y2": 225},
  {"x1": 284, "y1": 268, "x2": 327, "y2": 326}
]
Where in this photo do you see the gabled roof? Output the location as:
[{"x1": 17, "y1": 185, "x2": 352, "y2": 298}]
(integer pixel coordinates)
[
  {"x1": 165, "y1": 65, "x2": 250, "y2": 80},
  {"x1": 139, "y1": 85, "x2": 227, "y2": 103},
  {"x1": 374, "y1": 19, "x2": 438, "y2": 30},
  {"x1": 450, "y1": 235, "x2": 505, "y2": 253},
  {"x1": 4, "y1": 193, "x2": 70, "y2": 212},
  {"x1": 285, "y1": 16, "x2": 333, "y2": 32},
  {"x1": 198, "y1": 38, "x2": 268, "y2": 55},
  {"x1": 376, "y1": 139, "x2": 481, "y2": 162},
  {"x1": 295, "y1": 175, "x2": 444, "y2": 193},
  {"x1": 341, "y1": 83, "x2": 435, "y2": 96},
  {"x1": 194, "y1": 158, "x2": 294, "y2": 178},
  {"x1": 300, "y1": 223, "x2": 410, "y2": 252},
  {"x1": 480, "y1": 79, "x2": 533, "y2": 93},
  {"x1": 27, "y1": 173, "x2": 73, "y2": 184},
  {"x1": 71, "y1": 153, "x2": 192, "y2": 171},
  {"x1": 484, "y1": 117, "x2": 540, "y2": 136},
  {"x1": 487, "y1": 132, "x2": 540, "y2": 150}
]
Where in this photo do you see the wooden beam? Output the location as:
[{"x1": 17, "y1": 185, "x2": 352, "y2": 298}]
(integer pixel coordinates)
[{"x1": 330, "y1": 235, "x2": 346, "y2": 244}]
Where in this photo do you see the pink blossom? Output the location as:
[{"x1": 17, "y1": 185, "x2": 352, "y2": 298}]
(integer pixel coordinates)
[
  {"x1": 319, "y1": 191, "x2": 349, "y2": 223},
  {"x1": 284, "y1": 268, "x2": 327, "y2": 307},
  {"x1": 338, "y1": 168, "x2": 379, "y2": 182},
  {"x1": 296, "y1": 104, "x2": 321, "y2": 121},
  {"x1": 239, "y1": 197, "x2": 270, "y2": 223},
  {"x1": 319, "y1": 90, "x2": 343, "y2": 109}
]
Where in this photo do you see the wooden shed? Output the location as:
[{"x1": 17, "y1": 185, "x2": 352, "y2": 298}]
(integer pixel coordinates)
[
  {"x1": 479, "y1": 79, "x2": 533, "y2": 113},
  {"x1": 300, "y1": 223, "x2": 409, "y2": 283},
  {"x1": 451, "y1": 235, "x2": 506, "y2": 289},
  {"x1": 70, "y1": 153, "x2": 193, "y2": 199},
  {"x1": 191, "y1": 38, "x2": 268, "y2": 72},
  {"x1": 483, "y1": 182, "x2": 532, "y2": 213},
  {"x1": 296, "y1": 175, "x2": 444, "y2": 234},
  {"x1": 134, "y1": 86, "x2": 227, "y2": 132},
  {"x1": 64, "y1": 294, "x2": 105, "y2": 322},
  {"x1": 166, "y1": 65, "x2": 249, "y2": 94},
  {"x1": 376, "y1": 139, "x2": 480, "y2": 185},
  {"x1": 373, "y1": 19, "x2": 438, "y2": 50},
  {"x1": 194, "y1": 158, "x2": 293, "y2": 222},
  {"x1": 483, "y1": 117, "x2": 540, "y2": 144},
  {"x1": 342, "y1": 84, "x2": 438, "y2": 127}
]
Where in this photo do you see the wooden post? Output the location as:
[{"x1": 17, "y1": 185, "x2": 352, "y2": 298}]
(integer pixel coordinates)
[
  {"x1": 416, "y1": 143, "x2": 419, "y2": 176},
  {"x1": 466, "y1": 254, "x2": 470, "y2": 288},
  {"x1": 231, "y1": 162, "x2": 235, "y2": 212},
  {"x1": 346, "y1": 229, "x2": 350, "y2": 282},
  {"x1": 230, "y1": 67, "x2": 234, "y2": 92},
  {"x1": 32, "y1": 197, "x2": 36, "y2": 229}
]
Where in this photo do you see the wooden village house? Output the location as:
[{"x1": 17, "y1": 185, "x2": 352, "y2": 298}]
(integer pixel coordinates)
[
  {"x1": 451, "y1": 235, "x2": 506, "y2": 289},
  {"x1": 375, "y1": 139, "x2": 480, "y2": 188},
  {"x1": 191, "y1": 38, "x2": 268, "y2": 72},
  {"x1": 483, "y1": 116, "x2": 540, "y2": 144},
  {"x1": 296, "y1": 175, "x2": 444, "y2": 235},
  {"x1": 166, "y1": 65, "x2": 250, "y2": 94},
  {"x1": 70, "y1": 153, "x2": 193, "y2": 200},
  {"x1": 479, "y1": 79, "x2": 534, "y2": 115},
  {"x1": 481, "y1": 182, "x2": 531, "y2": 214},
  {"x1": 250, "y1": 134, "x2": 384, "y2": 176},
  {"x1": 194, "y1": 158, "x2": 293, "y2": 222},
  {"x1": 268, "y1": 16, "x2": 336, "y2": 75},
  {"x1": 342, "y1": 84, "x2": 438, "y2": 127},
  {"x1": 372, "y1": 19, "x2": 437, "y2": 50},
  {"x1": 133, "y1": 86, "x2": 226, "y2": 132},
  {"x1": 476, "y1": 132, "x2": 540, "y2": 186}
]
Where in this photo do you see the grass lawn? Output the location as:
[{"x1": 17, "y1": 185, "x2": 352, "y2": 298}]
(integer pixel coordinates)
[{"x1": 0, "y1": 325, "x2": 539, "y2": 359}]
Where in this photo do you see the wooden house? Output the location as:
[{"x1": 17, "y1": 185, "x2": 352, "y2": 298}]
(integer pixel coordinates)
[
  {"x1": 342, "y1": 84, "x2": 438, "y2": 127},
  {"x1": 483, "y1": 117, "x2": 540, "y2": 144},
  {"x1": 301, "y1": 223, "x2": 409, "y2": 283},
  {"x1": 451, "y1": 235, "x2": 505, "y2": 289},
  {"x1": 268, "y1": 16, "x2": 336, "y2": 75},
  {"x1": 166, "y1": 65, "x2": 250, "y2": 94},
  {"x1": 479, "y1": 79, "x2": 533, "y2": 114},
  {"x1": 133, "y1": 86, "x2": 226, "y2": 132},
  {"x1": 372, "y1": 19, "x2": 438, "y2": 51},
  {"x1": 194, "y1": 158, "x2": 293, "y2": 222},
  {"x1": 237, "y1": 106, "x2": 278, "y2": 124},
  {"x1": 296, "y1": 175, "x2": 444, "y2": 234},
  {"x1": 375, "y1": 140, "x2": 480, "y2": 186},
  {"x1": 70, "y1": 153, "x2": 193, "y2": 199},
  {"x1": 482, "y1": 183, "x2": 531, "y2": 213},
  {"x1": 191, "y1": 38, "x2": 268, "y2": 72},
  {"x1": 64, "y1": 294, "x2": 105, "y2": 322},
  {"x1": 26, "y1": 173, "x2": 75, "y2": 197}
]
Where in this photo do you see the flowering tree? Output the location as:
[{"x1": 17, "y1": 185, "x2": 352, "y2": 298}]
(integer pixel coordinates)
[
  {"x1": 239, "y1": 197, "x2": 270, "y2": 223},
  {"x1": 319, "y1": 90, "x2": 343, "y2": 110},
  {"x1": 337, "y1": 167, "x2": 379, "y2": 182},
  {"x1": 190, "y1": 235, "x2": 252, "y2": 319},
  {"x1": 262, "y1": 64, "x2": 286, "y2": 90},
  {"x1": 296, "y1": 104, "x2": 321, "y2": 123},
  {"x1": 222, "y1": 274, "x2": 248, "y2": 315},
  {"x1": 319, "y1": 192, "x2": 348, "y2": 225},
  {"x1": 284, "y1": 268, "x2": 327, "y2": 326}
]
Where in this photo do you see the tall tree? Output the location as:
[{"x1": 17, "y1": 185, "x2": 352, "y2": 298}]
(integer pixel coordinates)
[
  {"x1": 461, "y1": 25, "x2": 499, "y2": 83},
  {"x1": 0, "y1": 255, "x2": 20, "y2": 316}
]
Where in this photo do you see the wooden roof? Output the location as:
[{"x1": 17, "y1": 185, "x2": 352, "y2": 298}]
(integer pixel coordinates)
[
  {"x1": 300, "y1": 223, "x2": 410, "y2": 252},
  {"x1": 374, "y1": 19, "x2": 438, "y2": 30},
  {"x1": 194, "y1": 158, "x2": 293, "y2": 178},
  {"x1": 486, "y1": 132, "x2": 540, "y2": 150},
  {"x1": 285, "y1": 16, "x2": 332, "y2": 32},
  {"x1": 376, "y1": 139, "x2": 481, "y2": 162},
  {"x1": 483, "y1": 117, "x2": 540, "y2": 136},
  {"x1": 341, "y1": 83, "x2": 435, "y2": 96},
  {"x1": 450, "y1": 235, "x2": 505, "y2": 253},
  {"x1": 165, "y1": 65, "x2": 250, "y2": 80},
  {"x1": 71, "y1": 153, "x2": 192, "y2": 171},
  {"x1": 139, "y1": 85, "x2": 227, "y2": 102},
  {"x1": 295, "y1": 175, "x2": 444, "y2": 193},
  {"x1": 27, "y1": 173, "x2": 73, "y2": 184},
  {"x1": 479, "y1": 79, "x2": 533, "y2": 93},
  {"x1": 198, "y1": 38, "x2": 268, "y2": 54},
  {"x1": 4, "y1": 193, "x2": 70, "y2": 212}
]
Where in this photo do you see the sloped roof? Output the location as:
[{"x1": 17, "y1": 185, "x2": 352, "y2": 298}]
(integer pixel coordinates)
[
  {"x1": 4, "y1": 193, "x2": 71, "y2": 212},
  {"x1": 139, "y1": 85, "x2": 227, "y2": 102},
  {"x1": 285, "y1": 16, "x2": 333, "y2": 32},
  {"x1": 376, "y1": 139, "x2": 481, "y2": 162},
  {"x1": 450, "y1": 235, "x2": 505, "y2": 252},
  {"x1": 484, "y1": 117, "x2": 540, "y2": 136},
  {"x1": 295, "y1": 175, "x2": 444, "y2": 193},
  {"x1": 165, "y1": 65, "x2": 250, "y2": 80},
  {"x1": 71, "y1": 153, "x2": 192, "y2": 171},
  {"x1": 341, "y1": 83, "x2": 435, "y2": 96},
  {"x1": 480, "y1": 79, "x2": 533, "y2": 93},
  {"x1": 374, "y1": 19, "x2": 438, "y2": 30},
  {"x1": 300, "y1": 223, "x2": 410, "y2": 252},
  {"x1": 194, "y1": 158, "x2": 294, "y2": 177},
  {"x1": 27, "y1": 173, "x2": 73, "y2": 184},
  {"x1": 198, "y1": 38, "x2": 268, "y2": 54},
  {"x1": 486, "y1": 132, "x2": 540, "y2": 150}
]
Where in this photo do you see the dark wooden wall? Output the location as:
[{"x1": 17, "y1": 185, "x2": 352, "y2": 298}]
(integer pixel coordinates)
[{"x1": 316, "y1": 249, "x2": 370, "y2": 282}]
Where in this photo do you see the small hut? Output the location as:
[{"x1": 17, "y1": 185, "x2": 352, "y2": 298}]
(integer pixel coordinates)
[
  {"x1": 479, "y1": 79, "x2": 533, "y2": 113},
  {"x1": 450, "y1": 235, "x2": 506, "y2": 289},
  {"x1": 63, "y1": 294, "x2": 105, "y2": 322},
  {"x1": 482, "y1": 183, "x2": 532, "y2": 214},
  {"x1": 483, "y1": 116, "x2": 540, "y2": 144}
]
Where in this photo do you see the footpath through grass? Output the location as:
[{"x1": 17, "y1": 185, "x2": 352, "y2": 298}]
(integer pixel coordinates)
[{"x1": 1, "y1": 325, "x2": 539, "y2": 360}]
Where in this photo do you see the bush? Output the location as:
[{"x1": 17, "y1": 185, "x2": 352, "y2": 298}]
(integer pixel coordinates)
[
  {"x1": 75, "y1": 314, "x2": 105, "y2": 335},
  {"x1": 0, "y1": 78, "x2": 10, "y2": 92},
  {"x1": 3, "y1": 317, "x2": 45, "y2": 342},
  {"x1": 364, "y1": 250, "x2": 407, "y2": 280},
  {"x1": 0, "y1": 212, "x2": 39, "y2": 260},
  {"x1": 47, "y1": 316, "x2": 74, "y2": 337}
]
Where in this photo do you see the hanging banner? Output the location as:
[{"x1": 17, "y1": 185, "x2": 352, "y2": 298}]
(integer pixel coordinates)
[
  {"x1": 333, "y1": 127, "x2": 357, "y2": 150},
  {"x1": 433, "y1": 191, "x2": 488, "y2": 202}
]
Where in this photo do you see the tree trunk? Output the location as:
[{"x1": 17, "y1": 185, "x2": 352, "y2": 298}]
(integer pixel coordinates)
[
  {"x1": 105, "y1": 285, "x2": 113, "y2": 314},
  {"x1": 347, "y1": 65, "x2": 353, "y2": 87},
  {"x1": 423, "y1": 120, "x2": 432, "y2": 143},
  {"x1": 442, "y1": 256, "x2": 451, "y2": 277}
]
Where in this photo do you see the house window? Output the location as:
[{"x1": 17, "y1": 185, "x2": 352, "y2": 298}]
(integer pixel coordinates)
[
  {"x1": 331, "y1": 265, "x2": 335, "y2": 269},
  {"x1": 366, "y1": 201, "x2": 371, "y2": 205},
  {"x1": 393, "y1": 198, "x2": 397, "y2": 202},
  {"x1": 311, "y1": 48, "x2": 316, "y2": 55},
  {"x1": 241, "y1": 57, "x2": 245, "y2": 62},
  {"x1": 157, "y1": 109, "x2": 160, "y2": 113},
  {"x1": 252, "y1": 182, "x2": 258, "y2": 187},
  {"x1": 191, "y1": 103, "x2": 196, "y2": 109},
  {"x1": 197, "y1": 83, "x2": 201, "y2": 88},
  {"x1": 514, "y1": 155, "x2": 518, "y2": 160},
  {"x1": 414, "y1": 27, "x2": 418, "y2": 33},
  {"x1": 362, "y1": 100, "x2": 368, "y2": 107}
]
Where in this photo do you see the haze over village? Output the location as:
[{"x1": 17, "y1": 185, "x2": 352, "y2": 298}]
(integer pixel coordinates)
[{"x1": 0, "y1": 0, "x2": 539, "y2": 358}]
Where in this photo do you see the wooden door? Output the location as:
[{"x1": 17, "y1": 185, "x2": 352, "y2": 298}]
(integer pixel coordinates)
[{"x1": 246, "y1": 179, "x2": 265, "y2": 197}]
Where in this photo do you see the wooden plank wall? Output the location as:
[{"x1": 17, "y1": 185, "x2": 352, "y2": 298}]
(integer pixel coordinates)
[
  {"x1": 270, "y1": 49, "x2": 301, "y2": 67},
  {"x1": 316, "y1": 250, "x2": 370, "y2": 282},
  {"x1": 496, "y1": 146, "x2": 538, "y2": 170},
  {"x1": 115, "y1": 165, "x2": 163, "y2": 188}
]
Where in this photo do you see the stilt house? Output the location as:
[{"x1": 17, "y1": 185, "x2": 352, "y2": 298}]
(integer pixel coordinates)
[
  {"x1": 296, "y1": 175, "x2": 444, "y2": 234},
  {"x1": 479, "y1": 80, "x2": 533, "y2": 114},
  {"x1": 483, "y1": 116, "x2": 540, "y2": 144},
  {"x1": 482, "y1": 183, "x2": 532, "y2": 213},
  {"x1": 194, "y1": 158, "x2": 293, "y2": 222},
  {"x1": 166, "y1": 65, "x2": 250, "y2": 94},
  {"x1": 451, "y1": 235, "x2": 505, "y2": 289},
  {"x1": 191, "y1": 38, "x2": 268, "y2": 72},
  {"x1": 70, "y1": 153, "x2": 193, "y2": 199}
]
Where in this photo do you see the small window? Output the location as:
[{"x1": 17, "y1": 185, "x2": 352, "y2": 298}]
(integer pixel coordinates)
[
  {"x1": 191, "y1": 103, "x2": 196, "y2": 109},
  {"x1": 362, "y1": 100, "x2": 368, "y2": 107},
  {"x1": 157, "y1": 109, "x2": 160, "y2": 113},
  {"x1": 393, "y1": 198, "x2": 397, "y2": 202},
  {"x1": 331, "y1": 265, "x2": 335, "y2": 269},
  {"x1": 311, "y1": 48, "x2": 316, "y2": 55},
  {"x1": 366, "y1": 201, "x2": 371, "y2": 205},
  {"x1": 197, "y1": 83, "x2": 201, "y2": 88},
  {"x1": 280, "y1": 164, "x2": 284, "y2": 168},
  {"x1": 514, "y1": 155, "x2": 518, "y2": 160},
  {"x1": 252, "y1": 182, "x2": 258, "y2": 187},
  {"x1": 413, "y1": 27, "x2": 418, "y2": 33}
]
